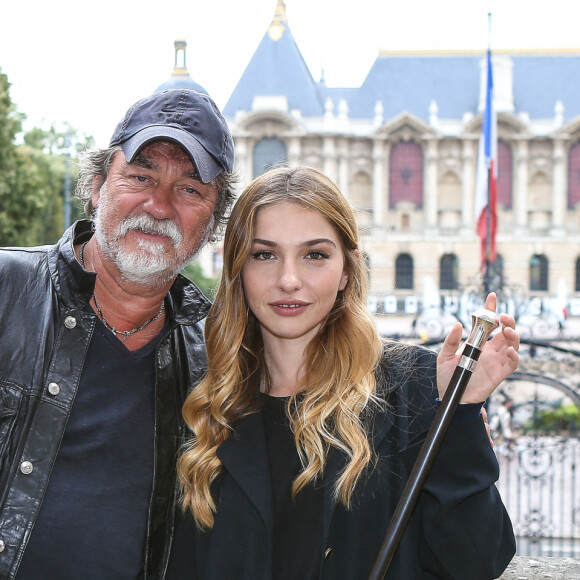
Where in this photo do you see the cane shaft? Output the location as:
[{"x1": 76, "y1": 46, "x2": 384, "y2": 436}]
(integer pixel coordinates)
[{"x1": 366, "y1": 309, "x2": 498, "y2": 580}]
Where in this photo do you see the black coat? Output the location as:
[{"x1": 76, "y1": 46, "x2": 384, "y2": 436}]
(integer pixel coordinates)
[{"x1": 172, "y1": 346, "x2": 515, "y2": 580}]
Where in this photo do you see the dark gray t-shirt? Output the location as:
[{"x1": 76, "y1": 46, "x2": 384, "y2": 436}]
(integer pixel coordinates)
[{"x1": 17, "y1": 317, "x2": 163, "y2": 579}]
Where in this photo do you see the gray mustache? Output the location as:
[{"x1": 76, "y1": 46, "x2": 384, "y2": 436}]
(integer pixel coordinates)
[{"x1": 119, "y1": 215, "x2": 183, "y2": 247}]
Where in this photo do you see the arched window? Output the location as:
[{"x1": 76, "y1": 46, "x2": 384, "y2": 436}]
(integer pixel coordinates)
[
  {"x1": 568, "y1": 141, "x2": 580, "y2": 209},
  {"x1": 439, "y1": 254, "x2": 458, "y2": 290},
  {"x1": 498, "y1": 140, "x2": 512, "y2": 209},
  {"x1": 395, "y1": 253, "x2": 413, "y2": 290},
  {"x1": 389, "y1": 141, "x2": 423, "y2": 208},
  {"x1": 253, "y1": 137, "x2": 287, "y2": 177},
  {"x1": 530, "y1": 254, "x2": 548, "y2": 291},
  {"x1": 575, "y1": 258, "x2": 580, "y2": 292}
]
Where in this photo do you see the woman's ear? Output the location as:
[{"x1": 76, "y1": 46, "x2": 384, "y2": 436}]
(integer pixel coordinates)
[
  {"x1": 339, "y1": 248, "x2": 360, "y2": 291},
  {"x1": 339, "y1": 271, "x2": 348, "y2": 291}
]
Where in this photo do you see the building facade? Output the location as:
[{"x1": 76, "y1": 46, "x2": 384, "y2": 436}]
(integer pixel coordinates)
[{"x1": 176, "y1": 2, "x2": 580, "y2": 317}]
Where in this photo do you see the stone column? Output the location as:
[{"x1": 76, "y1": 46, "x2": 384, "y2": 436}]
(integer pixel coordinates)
[
  {"x1": 287, "y1": 136, "x2": 302, "y2": 165},
  {"x1": 461, "y1": 139, "x2": 477, "y2": 233},
  {"x1": 234, "y1": 136, "x2": 251, "y2": 190},
  {"x1": 337, "y1": 138, "x2": 350, "y2": 199},
  {"x1": 323, "y1": 137, "x2": 338, "y2": 183},
  {"x1": 514, "y1": 140, "x2": 529, "y2": 233},
  {"x1": 551, "y1": 139, "x2": 566, "y2": 235},
  {"x1": 425, "y1": 139, "x2": 439, "y2": 232},
  {"x1": 372, "y1": 139, "x2": 386, "y2": 226}
]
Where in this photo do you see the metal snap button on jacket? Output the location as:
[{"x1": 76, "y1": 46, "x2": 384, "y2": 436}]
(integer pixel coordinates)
[
  {"x1": 20, "y1": 461, "x2": 33, "y2": 475},
  {"x1": 64, "y1": 316, "x2": 77, "y2": 329},
  {"x1": 48, "y1": 382, "x2": 60, "y2": 396}
]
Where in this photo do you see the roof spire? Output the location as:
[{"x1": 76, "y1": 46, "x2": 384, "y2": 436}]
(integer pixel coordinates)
[
  {"x1": 268, "y1": 0, "x2": 288, "y2": 41},
  {"x1": 155, "y1": 38, "x2": 209, "y2": 95},
  {"x1": 172, "y1": 39, "x2": 189, "y2": 77}
]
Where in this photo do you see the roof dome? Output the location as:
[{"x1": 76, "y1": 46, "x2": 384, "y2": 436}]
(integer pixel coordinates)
[{"x1": 156, "y1": 39, "x2": 209, "y2": 95}]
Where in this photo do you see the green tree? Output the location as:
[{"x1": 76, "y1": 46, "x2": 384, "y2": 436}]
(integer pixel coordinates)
[
  {"x1": 0, "y1": 70, "x2": 92, "y2": 246},
  {"x1": 0, "y1": 70, "x2": 29, "y2": 245},
  {"x1": 181, "y1": 262, "x2": 220, "y2": 300},
  {"x1": 530, "y1": 403, "x2": 580, "y2": 434},
  {"x1": 21, "y1": 124, "x2": 92, "y2": 242}
]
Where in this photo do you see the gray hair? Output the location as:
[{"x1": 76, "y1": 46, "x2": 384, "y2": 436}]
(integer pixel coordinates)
[{"x1": 74, "y1": 145, "x2": 237, "y2": 243}]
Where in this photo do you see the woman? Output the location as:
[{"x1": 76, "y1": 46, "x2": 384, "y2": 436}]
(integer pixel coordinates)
[{"x1": 177, "y1": 166, "x2": 518, "y2": 580}]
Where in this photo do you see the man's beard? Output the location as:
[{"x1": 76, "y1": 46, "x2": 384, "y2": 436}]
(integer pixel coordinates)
[{"x1": 93, "y1": 191, "x2": 208, "y2": 287}]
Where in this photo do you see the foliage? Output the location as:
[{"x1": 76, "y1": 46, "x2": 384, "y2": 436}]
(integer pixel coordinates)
[
  {"x1": 527, "y1": 403, "x2": 580, "y2": 434},
  {"x1": 181, "y1": 262, "x2": 220, "y2": 300},
  {"x1": 0, "y1": 70, "x2": 91, "y2": 247},
  {"x1": 0, "y1": 71, "x2": 27, "y2": 245}
]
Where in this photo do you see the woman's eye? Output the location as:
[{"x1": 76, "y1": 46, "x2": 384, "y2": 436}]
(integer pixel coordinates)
[
  {"x1": 251, "y1": 250, "x2": 274, "y2": 260},
  {"x1": 307, "y1": 250, "x2": 329, "y2": 260}
]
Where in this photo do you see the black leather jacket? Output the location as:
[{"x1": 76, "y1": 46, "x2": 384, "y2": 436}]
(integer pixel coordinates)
[{"x1": 0, "y1": 221, "x2": 210, "y2": 579}]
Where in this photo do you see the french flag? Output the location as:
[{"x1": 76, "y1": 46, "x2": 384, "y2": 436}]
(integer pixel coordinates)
[{"x1": 474, "y1": 49, "x2": 498, "y2": 269}]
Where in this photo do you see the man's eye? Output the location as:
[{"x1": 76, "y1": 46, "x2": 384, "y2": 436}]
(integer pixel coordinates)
[{"x1": 136, "y1": 175, "x2": 148, "y2": 182}]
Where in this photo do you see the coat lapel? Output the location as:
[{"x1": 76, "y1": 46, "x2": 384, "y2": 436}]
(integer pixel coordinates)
[
  {"x1": 369, "y1": 401, "x2": 396, "y2": 450},
  {"x1": 321, "y1": 402, "x2": 395, "y2": 541},
  {"x1": 217, "y1": 411, "x2": 273, "y2": 533}
]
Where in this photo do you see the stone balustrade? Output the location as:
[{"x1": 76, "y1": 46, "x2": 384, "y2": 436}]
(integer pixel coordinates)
[{"x1": 498, "y1": 556, "x2": 580, "y2": 579}]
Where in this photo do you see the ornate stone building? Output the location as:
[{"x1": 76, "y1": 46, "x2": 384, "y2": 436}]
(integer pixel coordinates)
[{"x1": 182, "y1": 2, "x2": 580, "y2": 316}]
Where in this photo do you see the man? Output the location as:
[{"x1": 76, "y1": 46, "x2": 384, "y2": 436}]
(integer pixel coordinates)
[{"x1": 0, "y1": 89, "x2": 235, "y2": 579}]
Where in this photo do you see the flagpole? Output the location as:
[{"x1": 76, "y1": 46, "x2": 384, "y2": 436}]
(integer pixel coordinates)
[{"x1": 484, "y1": 12, "x2": 492, "y2": 295}]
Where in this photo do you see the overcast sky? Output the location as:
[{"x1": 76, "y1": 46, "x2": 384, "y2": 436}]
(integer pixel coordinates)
[{"x1": 1, "y1": 0, "x2": 578, "y2": 147}]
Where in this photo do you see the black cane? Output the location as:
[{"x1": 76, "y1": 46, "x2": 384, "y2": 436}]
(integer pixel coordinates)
[{"x1": 367, "y1": 308, "x2": 500, "y2": 580}]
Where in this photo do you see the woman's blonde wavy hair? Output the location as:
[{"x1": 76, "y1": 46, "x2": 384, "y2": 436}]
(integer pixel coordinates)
[{"x1": 178, "y1": 165, "x2": 384, "y2": 529}]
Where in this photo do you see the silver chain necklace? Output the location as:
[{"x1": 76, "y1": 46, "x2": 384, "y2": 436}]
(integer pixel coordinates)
[{"x1": 80, "y1": 241, "x2": 165, "y2": 342}]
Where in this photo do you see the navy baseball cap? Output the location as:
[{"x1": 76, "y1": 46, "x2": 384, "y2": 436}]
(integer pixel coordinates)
[{"x1": 110, "y1": 89, "x2": 234, "y2": 183}]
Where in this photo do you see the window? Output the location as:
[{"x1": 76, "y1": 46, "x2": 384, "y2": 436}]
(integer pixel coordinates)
[
  {"x1": 575, "y1": 258, "x2": 580, "y2": 292},
  {"x1": 253, "y1": 138, "x2": 287, "y2": 177},
  {"x1": 389, "y1": 141, "x2": 423, "y2": 208},
  {"x1": 440, "y1": 254, "x2": 458, "y2": 290},
  {"x1": 497, "y1": 140, "x2": 512, "y2": 209},
  {"x1": 395, "y1": 253, "x2": 413, "y2": 289},
  {"x1": 530, "y1": 254, "x2": 548, "y2": 291},
  {"x1": 568, "y1": 141, "x2": 580, "y2": 209}
]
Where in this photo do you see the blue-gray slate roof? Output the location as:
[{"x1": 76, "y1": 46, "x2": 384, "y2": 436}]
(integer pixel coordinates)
[
  {"x1": 225, "y1": 34, "x2": 580, "y2": 123},
  {"x1": 511, "y1": 54, "x2": 580, "y2": 120},
  {"x1": 223, "y1": 23, "x2": 324, "y2": 118}
]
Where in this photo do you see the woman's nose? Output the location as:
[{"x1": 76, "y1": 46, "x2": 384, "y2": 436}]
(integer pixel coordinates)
[{"x1": 277, "y1": 261, "x2": 302, "y2": 292}]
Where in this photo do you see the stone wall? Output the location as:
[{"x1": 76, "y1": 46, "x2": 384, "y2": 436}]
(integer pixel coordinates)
[{"x1": 499, "y1": 556, "x2": 580, "y2": 579}]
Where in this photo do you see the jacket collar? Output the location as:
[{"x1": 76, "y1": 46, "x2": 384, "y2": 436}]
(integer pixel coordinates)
[
  {"x1": 48, "y1": 220, "x2": 211, "y2": 324},
  {"x1": 217, "y1": 411, "x2": 274, "y2": 536},
  {"x1": 217, "y1": 399, "x2": 396, "y2": 545}
]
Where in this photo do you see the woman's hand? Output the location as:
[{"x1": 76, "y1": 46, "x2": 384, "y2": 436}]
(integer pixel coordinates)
[{"x1": 437, "y1": 292, "x2": 520, "y2": 404}]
